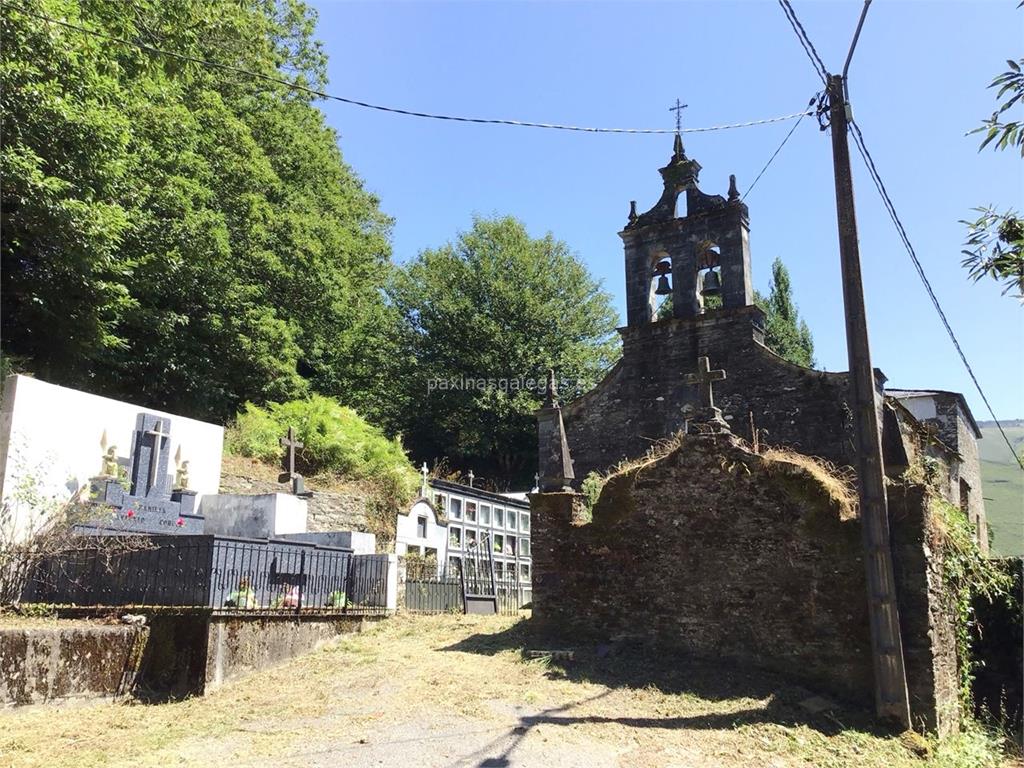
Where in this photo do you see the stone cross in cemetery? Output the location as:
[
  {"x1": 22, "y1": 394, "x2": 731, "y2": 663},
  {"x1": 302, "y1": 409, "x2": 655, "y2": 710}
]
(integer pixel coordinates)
[
  {"x1": 83, "y1": 412, "x2": 202, "y2": 534},
  {"x1": 279, "y1": 426, "x2": 312, "y2": 497},
  {"x1": 684, "y1": 356, "x2": 730, "y2": 434},
  {"x1": 145, "y1": 418, "x2": 171, "y2": 491},
  {"x1": 279, "y1": 426, "x2": 303, "y2": 479}
]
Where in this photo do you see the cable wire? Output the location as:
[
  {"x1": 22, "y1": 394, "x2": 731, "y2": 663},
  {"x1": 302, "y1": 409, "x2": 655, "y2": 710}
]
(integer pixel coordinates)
[
  {"x1": 848, "y1": 119, "x2": 1024, "y2": 472},
  {"x1": 778, "y1": 0, "x2": 830, "y2": 84},
  {"x1": 10, "y1": 2, "x2": 812, "y2": 135},
  {"x1": 742, "y1": 94, "x2": 817, "y2": 200}
]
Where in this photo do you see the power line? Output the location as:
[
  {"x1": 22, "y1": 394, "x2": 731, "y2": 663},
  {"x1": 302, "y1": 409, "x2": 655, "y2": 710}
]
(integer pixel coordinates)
[
  {"x1": 778, "y1": 0, "x2": 829, "y2": 84},
  {"x1": 848, "y1": 119, "x2": 1024, "y2": 472},
  {"x1": 773, "y1": 0, "x2": 1023, "y2": 472},
  {"x1": 742, "y1": 93, "x2": 818, "y2": 201},
  {"x1": 10, "y1": 2, "x2": 812, "y2": 136}
]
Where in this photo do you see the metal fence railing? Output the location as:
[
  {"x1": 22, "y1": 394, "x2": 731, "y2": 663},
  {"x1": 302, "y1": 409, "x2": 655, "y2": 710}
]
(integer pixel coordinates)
[
  {"x1": 403, "y1": 567, "x2": 530, "y2": 616},
  {"x1": 23, "y1": 535, "x2": 390, "y2": 615},
  {"x1": 405, "y1": 574, "x2": 462, "y2": 613}
]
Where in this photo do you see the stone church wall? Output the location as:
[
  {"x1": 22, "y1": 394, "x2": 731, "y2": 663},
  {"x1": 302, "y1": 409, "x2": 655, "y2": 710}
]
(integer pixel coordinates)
[
  {"x1": 562, "y1": 306, "x2": 876, "y2": 482},
  {"x1": 530, "y1": 433, "x2": 959, "y2": 734}
]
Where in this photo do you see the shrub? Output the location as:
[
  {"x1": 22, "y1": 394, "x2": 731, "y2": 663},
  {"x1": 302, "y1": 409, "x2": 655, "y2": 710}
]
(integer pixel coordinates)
[{"x1": 226, "y1": 395, "x2": 420, "y2": 511}]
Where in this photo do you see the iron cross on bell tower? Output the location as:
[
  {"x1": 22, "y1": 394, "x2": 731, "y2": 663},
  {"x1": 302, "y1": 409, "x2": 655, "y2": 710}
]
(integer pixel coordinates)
[{"x1": 669, "y1": 98, "x2": 688, "y2": 134}]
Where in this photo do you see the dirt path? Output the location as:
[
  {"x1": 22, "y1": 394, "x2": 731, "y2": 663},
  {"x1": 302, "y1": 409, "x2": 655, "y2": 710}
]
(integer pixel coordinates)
[{"x1": 0, "y1": 614, "x2": 1009, "y2": 767}]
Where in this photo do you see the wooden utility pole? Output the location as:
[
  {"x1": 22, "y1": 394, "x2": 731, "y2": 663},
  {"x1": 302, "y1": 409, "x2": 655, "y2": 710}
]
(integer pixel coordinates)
[{"x1": 826, "y1": 73, "x2": 911, "y2": 729}]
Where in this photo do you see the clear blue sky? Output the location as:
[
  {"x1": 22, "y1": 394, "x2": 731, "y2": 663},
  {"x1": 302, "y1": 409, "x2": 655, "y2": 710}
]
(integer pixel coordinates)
[{"x1": 310, "y1": 0, "x2": 1022, "y2": 421}]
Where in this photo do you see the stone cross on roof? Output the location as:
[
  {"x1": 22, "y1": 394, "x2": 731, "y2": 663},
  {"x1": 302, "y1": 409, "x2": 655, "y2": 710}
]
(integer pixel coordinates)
[{"x1": 685, "y1": 356, "x2": 726, "y2": 410}]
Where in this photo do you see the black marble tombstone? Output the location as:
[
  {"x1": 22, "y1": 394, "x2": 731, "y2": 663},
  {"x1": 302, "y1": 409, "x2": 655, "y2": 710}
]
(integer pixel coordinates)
[{"x1": 78, "y1": 412, "x2": 204, "y2": 535}]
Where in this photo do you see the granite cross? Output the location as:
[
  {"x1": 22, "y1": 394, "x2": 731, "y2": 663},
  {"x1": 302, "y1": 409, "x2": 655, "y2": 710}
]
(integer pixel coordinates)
[
  {"x1": 145, "y1": 419, "x2": 171, "y2": 490},
  {"x1": 467, "y1": 470, "x2": 475, "y2": 488},
  {"x1": 685, "y1": 356, "x2": 726, "y2": 409},
  {"x1": 279, "y1": 426, "x2": 303, "y2": 478},
  {"x1": 669, "y1": 98, "x2": 688, "y2": 133}
]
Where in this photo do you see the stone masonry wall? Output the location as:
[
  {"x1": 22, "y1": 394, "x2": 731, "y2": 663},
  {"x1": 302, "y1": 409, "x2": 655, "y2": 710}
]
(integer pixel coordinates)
[
  {"x1": 562, "y1": 307, "x2": 877, "y2": 481},
  {"x1": 889, "y1": 483, "x2": 961, "y2": 735},
  {"x1": 219, "y1": 471, "x2": 372, "y2": 534},
  {"x1": 531, "y1": 433, "x2": 959, "y2": 732}
]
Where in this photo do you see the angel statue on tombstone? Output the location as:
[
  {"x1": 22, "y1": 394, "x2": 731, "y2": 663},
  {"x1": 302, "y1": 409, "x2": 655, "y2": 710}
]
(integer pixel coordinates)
[
  {"x1": 173, "y1": 446, "x2": 191, "y2": 490},
  {"x1": 99, "y1": 430, "x2": 119, "y2": 478}
]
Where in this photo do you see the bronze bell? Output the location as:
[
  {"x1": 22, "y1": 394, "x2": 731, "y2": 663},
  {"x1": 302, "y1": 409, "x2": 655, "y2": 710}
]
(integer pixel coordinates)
[
  {"x1": 653, "y1": 260, "x2": 672, "y2": 295},
  {"x1": 700, "y1": 269, "x2": 722, "y2": 296}
]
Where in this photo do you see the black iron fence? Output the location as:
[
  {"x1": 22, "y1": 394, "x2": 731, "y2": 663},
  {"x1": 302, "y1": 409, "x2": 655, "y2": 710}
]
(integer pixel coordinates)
[
  {"x1": 403, "y1": 554, "x2": 530, "y2": 616},
  {"x1": 23, "y1": 535, "x2": 390, "y2": 615},
  {"x1": 405, "y1": 573, "x2": 462, "y2": 613}
]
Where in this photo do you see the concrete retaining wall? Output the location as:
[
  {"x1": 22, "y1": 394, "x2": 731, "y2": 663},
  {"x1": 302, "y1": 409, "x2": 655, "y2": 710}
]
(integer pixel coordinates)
[
  {"x1": 205, "y1": 615, "x2": 367, "y2": 690},
  {"x1": 0, "y1": 624, "x2": 147, "y2": 706},
  {"x1": 2, "y1": 612, "x2": 381, "y2": 706}
]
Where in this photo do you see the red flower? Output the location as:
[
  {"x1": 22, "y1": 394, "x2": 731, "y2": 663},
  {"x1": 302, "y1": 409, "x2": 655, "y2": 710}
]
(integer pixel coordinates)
[
  {"x1": 125, "y1": 509, "x2": 135, "y2": 518},
  {"x1": 176, "y1": 518, "x2": 184, "y2": 527}
]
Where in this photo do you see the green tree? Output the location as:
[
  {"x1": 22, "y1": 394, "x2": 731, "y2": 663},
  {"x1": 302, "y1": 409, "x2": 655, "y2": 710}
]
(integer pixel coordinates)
[
  {"x1": 389, "y1": 215, "x2": 620, "y2": 484},
  {"x1": 962, "y1": 57, "x2": 1023, "y2": 300},
  {"x1": 1, "y1": 0, "x2": 396, "y2": 421},
  {"x1": 756, "y1": 258, "x2": 815, "y2": 368}
]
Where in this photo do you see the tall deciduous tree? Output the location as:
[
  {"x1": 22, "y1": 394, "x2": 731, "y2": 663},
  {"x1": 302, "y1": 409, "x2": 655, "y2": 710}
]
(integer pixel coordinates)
[
  {"x1": 1, "y1": 0, "x2": 396, "y2": 421},
  {"x1": 756, "y1": 257, "x2": 815, "y2": 368},
  {"x1": 389, "y1": 216, "x2": 620, "y2": 484}
]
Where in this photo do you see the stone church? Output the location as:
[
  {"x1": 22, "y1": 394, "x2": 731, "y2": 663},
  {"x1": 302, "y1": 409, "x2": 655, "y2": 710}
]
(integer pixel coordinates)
[{"x1": 532, "y1": 135, "x2": 988, "y2": 735}]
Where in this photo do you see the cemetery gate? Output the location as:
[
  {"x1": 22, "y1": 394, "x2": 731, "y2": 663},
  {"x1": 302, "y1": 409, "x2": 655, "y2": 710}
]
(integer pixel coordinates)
[{"x1": 404, "y1": 533, "x2": 527, "y2": 615}]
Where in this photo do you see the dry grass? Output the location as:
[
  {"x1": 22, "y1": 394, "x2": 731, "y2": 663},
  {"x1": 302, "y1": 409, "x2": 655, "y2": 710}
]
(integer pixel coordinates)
[
  {"x1": 759, "y1": 447, "x2": 859, "y2": 521},
  {"x1": 0, "y1": 614, "x2": 1010, "y2": 768}
]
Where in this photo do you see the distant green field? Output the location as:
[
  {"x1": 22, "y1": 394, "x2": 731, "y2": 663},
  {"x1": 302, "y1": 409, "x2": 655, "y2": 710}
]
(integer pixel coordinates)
[{"x1": 977, "y1": 421, "x2": 1023, "y2": 557}]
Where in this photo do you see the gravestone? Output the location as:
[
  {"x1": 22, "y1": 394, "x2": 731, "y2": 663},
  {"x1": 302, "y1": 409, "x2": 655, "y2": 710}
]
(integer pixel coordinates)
[{"x1": 79, "y1": 412, "x2": 204, "y2": 534}]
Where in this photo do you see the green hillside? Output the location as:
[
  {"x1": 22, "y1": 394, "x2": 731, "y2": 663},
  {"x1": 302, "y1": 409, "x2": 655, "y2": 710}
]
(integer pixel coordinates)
[{"x1": 977, "y1": 420, "x2": 1024, "y2": 557}]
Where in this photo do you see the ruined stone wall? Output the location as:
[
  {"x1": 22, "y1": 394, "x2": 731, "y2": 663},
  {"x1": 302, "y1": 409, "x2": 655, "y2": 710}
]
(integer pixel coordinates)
[
  {"x1": 951, "y1": 408, "x2": 986, "y2": 551},
  {"x1": 888, "y1": 483, "x2": 961, "y2": 736},
  {"x1": 531, "y1": 434, "x2": 959, "y2": 732},
  {"x1": 563, "y1": 308, "x2": 869, "y2": 480}
]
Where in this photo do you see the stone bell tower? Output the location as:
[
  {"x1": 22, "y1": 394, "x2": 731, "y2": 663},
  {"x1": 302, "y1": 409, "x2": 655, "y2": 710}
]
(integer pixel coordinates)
[
  {"x1": 622, "y1": 133, "x2": 753, "y2": 324},
  {"x1": 555, "y1": 134, "x2": 863, "y2": 482}
]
